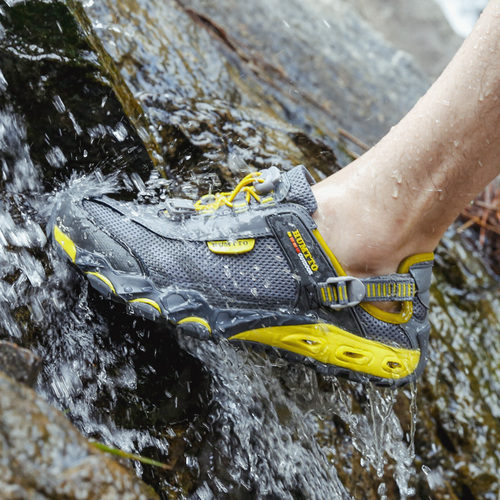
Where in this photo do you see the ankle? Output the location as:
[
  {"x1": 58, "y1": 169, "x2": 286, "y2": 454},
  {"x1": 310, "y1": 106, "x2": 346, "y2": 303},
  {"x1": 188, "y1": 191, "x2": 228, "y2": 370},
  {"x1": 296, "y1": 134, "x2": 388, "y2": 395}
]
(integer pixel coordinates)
[
  {"x1": 311, "y1": 170, "x2": 431, "y2": 279},
  {"x1": 312, "y1": 209, "x2": 400, "y2": 277}
]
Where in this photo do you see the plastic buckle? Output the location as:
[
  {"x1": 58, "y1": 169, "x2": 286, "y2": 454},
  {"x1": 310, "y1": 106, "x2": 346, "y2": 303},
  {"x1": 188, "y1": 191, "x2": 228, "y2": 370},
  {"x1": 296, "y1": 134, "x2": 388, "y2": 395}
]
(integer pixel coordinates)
[{"x1": 324, "y1": 276, "x2": 365, "y2": 310}]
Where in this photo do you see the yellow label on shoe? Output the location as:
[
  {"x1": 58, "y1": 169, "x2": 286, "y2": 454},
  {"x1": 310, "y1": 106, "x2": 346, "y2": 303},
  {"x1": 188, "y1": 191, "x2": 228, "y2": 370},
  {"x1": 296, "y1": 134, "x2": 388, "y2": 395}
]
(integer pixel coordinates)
[
  {"x1": 207, "y1": 239, "x2": 255, "y2": 254},
  {"x1": 54, "y1": 225, "x2": 77, "y2": 262},
  {"x1": 229, "y1": 323, "x2": 420, "y2": 380}
]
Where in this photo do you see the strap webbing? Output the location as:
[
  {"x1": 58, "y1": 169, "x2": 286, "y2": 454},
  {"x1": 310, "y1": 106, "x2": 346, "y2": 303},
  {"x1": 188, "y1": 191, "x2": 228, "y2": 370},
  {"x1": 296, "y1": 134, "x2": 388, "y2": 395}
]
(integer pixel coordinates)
[
  {"x1": 360, "y1": 276, "x2": 416, "y2": 301},
  {"x1": 318, "y1": 274, "x2": 416, "y2": 309}
]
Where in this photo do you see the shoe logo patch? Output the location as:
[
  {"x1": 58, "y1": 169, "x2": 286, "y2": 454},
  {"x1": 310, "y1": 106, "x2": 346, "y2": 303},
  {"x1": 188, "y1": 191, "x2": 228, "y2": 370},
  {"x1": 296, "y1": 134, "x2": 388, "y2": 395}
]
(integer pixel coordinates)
[
  {"x1": 287, "y1": 230, "x2": 318, "y2": 274},
  {"x1": 207, "y1": 239, "x2": 255, "y2": 254}
]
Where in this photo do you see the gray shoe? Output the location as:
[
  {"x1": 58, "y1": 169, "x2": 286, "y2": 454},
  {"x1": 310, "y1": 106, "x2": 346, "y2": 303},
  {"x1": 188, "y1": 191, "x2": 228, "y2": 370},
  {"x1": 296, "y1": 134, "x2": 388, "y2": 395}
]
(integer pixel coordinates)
[{"x1": 50, "y1": 166, "x2": 433, "y2": 386}]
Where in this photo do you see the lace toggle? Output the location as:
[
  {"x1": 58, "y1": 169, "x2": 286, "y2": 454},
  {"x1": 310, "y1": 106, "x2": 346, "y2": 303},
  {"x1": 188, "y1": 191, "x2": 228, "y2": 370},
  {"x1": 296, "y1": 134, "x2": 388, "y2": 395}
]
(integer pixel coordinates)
[{"x1": 194, "y1": 167, "x2": 281, "y2": 212}]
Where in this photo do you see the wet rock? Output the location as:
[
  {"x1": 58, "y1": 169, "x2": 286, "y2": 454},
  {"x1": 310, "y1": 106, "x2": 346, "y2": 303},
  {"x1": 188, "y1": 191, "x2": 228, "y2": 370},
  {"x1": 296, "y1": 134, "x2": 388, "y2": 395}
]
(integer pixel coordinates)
[
  {"x1": 349, "y1": 0, "x2": 464, "y2": 79},
  {"x1": 81, "y1": 0, "x2": 343, "y2": 188},
  {"x1": 174, "y1": 0, "x2": 430, "y2": 149},
  {"x1": 0, "y1": 370, "x2": 158, "y2": 499},
  {"x1": 0, "y1": 341, "x2": 41, "y2": 387},
  {"x1": 0, "y1": 0, "x2": 497, "y2": 498},
  {"x1": 0, "y1": 0, "x2": 157, "y2": 188},
  {"x1": 414, "y1": 233, "x2": 500, "y2": 499}
]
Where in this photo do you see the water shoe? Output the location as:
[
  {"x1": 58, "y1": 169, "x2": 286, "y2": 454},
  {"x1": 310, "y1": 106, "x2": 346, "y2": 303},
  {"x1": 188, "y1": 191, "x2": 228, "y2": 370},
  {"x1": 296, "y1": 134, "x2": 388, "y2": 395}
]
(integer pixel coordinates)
[{"x1": 50, "y1": 166, "x2": 433, "y2": 386}]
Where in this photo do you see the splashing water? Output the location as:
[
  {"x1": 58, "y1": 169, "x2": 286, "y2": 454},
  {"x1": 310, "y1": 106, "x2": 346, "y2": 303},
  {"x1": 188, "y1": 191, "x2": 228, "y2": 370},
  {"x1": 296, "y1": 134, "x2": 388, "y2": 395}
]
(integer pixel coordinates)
[
  {"x1": 4, "y1": 0, "x2": 497, "y2": 497},
  {"x1": 0, "y1": 105, "x2": 46, "y2": 339},
  {"x1": 176, "y1": 336, "x2": 419, "y2": 499},
  {"x1": 0, "y1": 41, "x2": 421, "y2": 500}
]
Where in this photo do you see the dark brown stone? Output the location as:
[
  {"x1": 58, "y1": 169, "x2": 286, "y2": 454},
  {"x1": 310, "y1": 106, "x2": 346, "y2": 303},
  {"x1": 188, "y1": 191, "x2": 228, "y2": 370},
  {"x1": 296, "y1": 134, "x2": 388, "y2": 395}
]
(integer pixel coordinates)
[{"x1": 0, "y1": 341, "x2": 41, "y2": 387}]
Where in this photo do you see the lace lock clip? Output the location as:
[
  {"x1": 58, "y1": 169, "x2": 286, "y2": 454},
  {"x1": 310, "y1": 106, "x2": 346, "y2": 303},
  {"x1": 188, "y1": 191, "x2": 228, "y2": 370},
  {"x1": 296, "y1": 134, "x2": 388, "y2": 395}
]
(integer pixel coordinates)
[
  {"x1": 323, "y1": 276, "x2": 366, "y2": 310},
  {"x1": 254, "y1": 166, "x2": 281, "y2": 194}
]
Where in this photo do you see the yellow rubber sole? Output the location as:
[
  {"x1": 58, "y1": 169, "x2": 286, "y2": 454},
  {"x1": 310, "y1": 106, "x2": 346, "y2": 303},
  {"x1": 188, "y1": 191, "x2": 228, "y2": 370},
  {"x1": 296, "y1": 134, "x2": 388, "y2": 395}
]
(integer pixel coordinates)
[{"x1": 229, "y1": 323, "x2": 420, "y2": 380}]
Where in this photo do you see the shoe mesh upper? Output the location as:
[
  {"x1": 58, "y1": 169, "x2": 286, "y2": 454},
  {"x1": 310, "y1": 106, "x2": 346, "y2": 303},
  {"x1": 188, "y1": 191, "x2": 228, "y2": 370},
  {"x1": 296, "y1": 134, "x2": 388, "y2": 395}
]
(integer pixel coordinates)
[
  {"x1": 69, "y1": 219, "x2": 141, "y2": 274},
  {"x1": 355, "y1": 307, "x2": 411, "y2": 348},
  {"x1": 83, "y1": 200, "x2": 298, "y2": 309},
  {"x1": 412, "y1": 297, "x2": 427, "y2": 322},
  {"x1": 82, "y1": 200, "x2": 418, "y2": 348},
  {"x1": 284, "y1": 166, "x2": 318, "y2": 214}
]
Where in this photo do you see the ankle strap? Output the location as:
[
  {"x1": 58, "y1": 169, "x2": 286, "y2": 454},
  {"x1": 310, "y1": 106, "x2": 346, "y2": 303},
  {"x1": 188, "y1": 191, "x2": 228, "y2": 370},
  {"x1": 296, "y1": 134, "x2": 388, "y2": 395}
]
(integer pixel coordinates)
[{"x1": 317, "y1": 273, "x2": 416, "y2": 310}]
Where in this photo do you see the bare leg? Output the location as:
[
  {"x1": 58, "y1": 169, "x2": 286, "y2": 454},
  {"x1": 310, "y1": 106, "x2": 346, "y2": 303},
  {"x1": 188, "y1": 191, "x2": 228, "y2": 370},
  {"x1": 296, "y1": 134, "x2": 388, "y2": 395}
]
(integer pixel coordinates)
[{"x1": 313, "y1": 0, "x2": 500, "y2": 277}]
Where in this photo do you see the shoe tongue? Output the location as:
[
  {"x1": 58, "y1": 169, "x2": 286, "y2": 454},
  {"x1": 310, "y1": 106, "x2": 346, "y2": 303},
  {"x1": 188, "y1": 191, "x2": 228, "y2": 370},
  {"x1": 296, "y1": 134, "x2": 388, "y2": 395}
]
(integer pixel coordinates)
[{"x1": 279, "y1": 165, "x2": 318, "y2": 214}]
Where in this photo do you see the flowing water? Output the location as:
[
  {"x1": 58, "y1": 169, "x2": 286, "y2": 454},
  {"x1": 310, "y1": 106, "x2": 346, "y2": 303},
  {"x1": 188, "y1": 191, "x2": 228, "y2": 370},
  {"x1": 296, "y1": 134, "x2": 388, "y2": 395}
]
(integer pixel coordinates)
[
  {"x1": 0, "y1": 125, "x2": 420, "y2": 497},
  {"x1": 0, "y1": 0, "x2": 499, "y2": 499}
]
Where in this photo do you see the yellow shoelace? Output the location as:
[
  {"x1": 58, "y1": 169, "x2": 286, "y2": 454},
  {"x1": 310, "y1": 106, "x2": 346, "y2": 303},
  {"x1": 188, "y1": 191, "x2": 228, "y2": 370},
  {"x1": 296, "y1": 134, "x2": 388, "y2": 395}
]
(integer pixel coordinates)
[{"x1": 194, "y1": 172, "x2": 265, "y2": 211}]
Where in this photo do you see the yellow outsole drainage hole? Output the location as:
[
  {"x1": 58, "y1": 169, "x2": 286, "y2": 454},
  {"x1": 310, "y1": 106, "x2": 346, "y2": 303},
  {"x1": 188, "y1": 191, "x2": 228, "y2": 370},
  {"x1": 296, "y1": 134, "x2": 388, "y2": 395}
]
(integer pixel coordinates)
[
  {"x1": 382, "y1": 358, "x2": 405, "y2": 374},
  {"x1": 335, "y1": 346, "x2": 371, "y2": 366},
  {"x1": 281, "y1": 334, "x2": 324, "y2": 354},
  {"x1": 343, "y1": 351, "x2": 364, "y2": 359},
  {"x1": 302, "y1": 339, "x2": 320, "y2": 346}
]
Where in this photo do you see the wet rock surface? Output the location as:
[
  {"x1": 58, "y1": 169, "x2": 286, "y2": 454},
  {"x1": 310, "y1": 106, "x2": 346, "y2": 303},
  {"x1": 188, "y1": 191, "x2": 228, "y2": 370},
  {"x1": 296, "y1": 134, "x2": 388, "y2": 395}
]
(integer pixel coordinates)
[
  {"x1": 349, "y1": 0, "x2": 463, "y2": 79},
  {"x1": 0, "y1": 341, "x2": 41, "y2": 387},
  {"x1": 0, "y1": 0, "x2": 498, "y2": 499},
  {"x1": 172, "y1": 0, "x2": 429, "y2": 150},
  {"x1": 0, "y1": 370, "x2": 158, "y2": 499},
  {"x1": 0, "y1": 0, "x2": 156, "y2": 186}
]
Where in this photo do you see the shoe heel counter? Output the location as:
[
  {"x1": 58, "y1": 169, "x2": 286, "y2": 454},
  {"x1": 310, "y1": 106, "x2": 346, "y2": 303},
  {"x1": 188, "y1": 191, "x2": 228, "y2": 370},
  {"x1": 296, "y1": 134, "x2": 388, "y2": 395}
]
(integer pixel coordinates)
[
  {"x1": 398, "y1": 253, "x2": 434, "y2": 308},
  {"x1": 408, "y1": 259, "x2": 434, "y2": 309}
]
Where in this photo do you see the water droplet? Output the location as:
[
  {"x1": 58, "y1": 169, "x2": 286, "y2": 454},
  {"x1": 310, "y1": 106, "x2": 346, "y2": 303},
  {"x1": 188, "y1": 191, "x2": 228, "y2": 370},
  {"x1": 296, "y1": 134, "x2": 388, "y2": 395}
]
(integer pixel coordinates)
[
  {"x1": 52, "y1": 95, "x2": 66, "y2": 113},
  {"x1": 111, "y1": 122, "x2": 128, "y2": 141},
  {"x1": 45, "y1": 146, "x2": 67, "y2": 169},
  {"x1": 377, "y1": 482, "x2": 387, "y2": 498}
]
